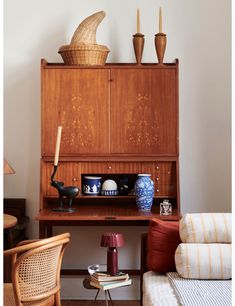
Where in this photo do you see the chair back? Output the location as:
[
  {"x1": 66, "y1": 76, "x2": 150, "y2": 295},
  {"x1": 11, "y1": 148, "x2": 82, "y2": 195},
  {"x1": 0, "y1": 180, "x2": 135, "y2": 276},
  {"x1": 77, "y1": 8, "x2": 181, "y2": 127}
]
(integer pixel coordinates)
[{"x1": 4, "y1": 233, "x2": 70, "y2": 305}]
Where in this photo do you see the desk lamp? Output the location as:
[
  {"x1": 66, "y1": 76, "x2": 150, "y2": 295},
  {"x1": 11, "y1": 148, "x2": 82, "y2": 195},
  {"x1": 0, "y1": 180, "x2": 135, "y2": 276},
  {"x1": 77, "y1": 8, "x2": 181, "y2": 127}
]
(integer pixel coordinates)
[{"x1": 100, "y1": 232, "x2": 124, "y2": 275}]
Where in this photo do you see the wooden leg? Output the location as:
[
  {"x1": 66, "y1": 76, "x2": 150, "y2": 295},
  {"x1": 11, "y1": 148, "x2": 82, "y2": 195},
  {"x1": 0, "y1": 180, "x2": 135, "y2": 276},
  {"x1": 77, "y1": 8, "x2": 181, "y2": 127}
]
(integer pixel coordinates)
[
  {"x1": 39, "y1": 221, "x2": 46, "y2": 238},
  {"x1": 47, "y1": 224, "x2": 53, "y2": 237},
  {"x1": 55, "y1": 291, "x2": 61, "y2": 306}
]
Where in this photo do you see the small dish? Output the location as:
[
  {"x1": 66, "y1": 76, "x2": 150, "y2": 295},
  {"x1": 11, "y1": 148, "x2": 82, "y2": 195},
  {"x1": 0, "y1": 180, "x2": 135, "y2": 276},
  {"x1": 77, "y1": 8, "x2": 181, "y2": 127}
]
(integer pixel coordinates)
[{"x1": 100, "y1": 190, "x2": 119, "y2": 196}]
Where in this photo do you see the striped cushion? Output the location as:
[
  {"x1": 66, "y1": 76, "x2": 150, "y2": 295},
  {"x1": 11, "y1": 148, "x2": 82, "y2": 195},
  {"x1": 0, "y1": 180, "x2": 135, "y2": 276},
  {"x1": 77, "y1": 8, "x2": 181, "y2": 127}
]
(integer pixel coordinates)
[
  {"x1": 179, "y1": 213, "x2": 231, "y2": 243},
  {"x1": 175, "y1": 243, "x2": 232, "y2": 279}
]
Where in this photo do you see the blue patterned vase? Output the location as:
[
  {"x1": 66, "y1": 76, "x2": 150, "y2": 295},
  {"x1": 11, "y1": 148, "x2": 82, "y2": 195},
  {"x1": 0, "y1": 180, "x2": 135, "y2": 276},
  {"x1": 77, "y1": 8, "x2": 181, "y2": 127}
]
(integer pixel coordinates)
[{"x1": 134, "y1": 174, "x2": 154, "y2": 212}]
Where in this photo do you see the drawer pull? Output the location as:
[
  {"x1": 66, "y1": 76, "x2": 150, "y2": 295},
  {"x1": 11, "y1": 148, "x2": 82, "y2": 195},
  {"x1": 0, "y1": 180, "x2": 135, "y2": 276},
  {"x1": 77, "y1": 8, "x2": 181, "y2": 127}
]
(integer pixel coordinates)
[
  {"x1": 156, "y1": 166, "x2": 160, "y2": 170},
  {"x1": 156, "y1": 177, "x2": 159, "y2": 181},
  {"x1": 108, "y1": 166, "x2": 112, "y2": 170},
  {"x1": 72, "y1": 178, "x2": 77, "y2": 182},
  {"x1": 156, "y1": 189, "x2": 160, "y2": 193}
]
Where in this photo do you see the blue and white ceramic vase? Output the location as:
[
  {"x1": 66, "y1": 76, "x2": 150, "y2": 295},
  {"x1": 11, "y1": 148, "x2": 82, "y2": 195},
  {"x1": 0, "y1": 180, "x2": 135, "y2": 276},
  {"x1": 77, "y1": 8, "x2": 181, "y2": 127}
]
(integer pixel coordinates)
[{"x1": 134, "y1": 174, "x2": 154, "y2": 212}]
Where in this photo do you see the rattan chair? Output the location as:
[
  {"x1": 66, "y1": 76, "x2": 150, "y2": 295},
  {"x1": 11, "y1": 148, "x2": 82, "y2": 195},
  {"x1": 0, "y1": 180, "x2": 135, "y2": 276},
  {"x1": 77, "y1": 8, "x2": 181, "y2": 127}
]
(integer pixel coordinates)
[{"x1": 4, "y1": 232, "x2": 70, "y2": 306}]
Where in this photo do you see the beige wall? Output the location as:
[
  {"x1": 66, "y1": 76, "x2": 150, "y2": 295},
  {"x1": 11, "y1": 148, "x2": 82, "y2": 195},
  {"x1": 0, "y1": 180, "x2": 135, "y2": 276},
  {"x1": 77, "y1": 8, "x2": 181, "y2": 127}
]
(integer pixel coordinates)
[{"x1": 4, "y1": 0, "x2": 231, "y2": 300}]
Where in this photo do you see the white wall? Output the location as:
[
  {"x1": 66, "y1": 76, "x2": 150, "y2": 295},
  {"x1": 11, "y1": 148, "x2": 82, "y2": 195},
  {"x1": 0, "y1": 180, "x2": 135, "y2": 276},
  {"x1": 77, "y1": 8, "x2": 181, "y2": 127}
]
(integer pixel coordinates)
[{"x1": 4, "y1": 0, "x2": 231, "y2": 300}]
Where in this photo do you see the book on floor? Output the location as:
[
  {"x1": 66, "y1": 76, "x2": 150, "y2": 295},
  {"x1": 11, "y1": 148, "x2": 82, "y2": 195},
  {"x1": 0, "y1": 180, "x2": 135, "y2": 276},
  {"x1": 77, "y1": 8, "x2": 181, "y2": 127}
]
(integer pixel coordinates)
[
  {"x1": 90, "y1": 278, "x2": 132, "y2": 290},
  {"x1": 91, "y1": 272, "x2": 129, "y2": 282}
]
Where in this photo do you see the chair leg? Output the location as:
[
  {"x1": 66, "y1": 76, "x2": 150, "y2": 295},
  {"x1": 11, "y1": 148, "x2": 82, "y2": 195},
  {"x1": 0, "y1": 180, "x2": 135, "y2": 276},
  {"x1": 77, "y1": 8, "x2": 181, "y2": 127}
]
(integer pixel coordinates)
[{"x1": 55, "y1": 291, "x2": 61, "y2": 306}]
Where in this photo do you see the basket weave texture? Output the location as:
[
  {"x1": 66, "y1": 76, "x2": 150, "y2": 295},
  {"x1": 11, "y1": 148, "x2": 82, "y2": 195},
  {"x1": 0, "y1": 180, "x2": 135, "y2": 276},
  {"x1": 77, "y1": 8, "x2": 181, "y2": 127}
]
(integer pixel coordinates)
[
  {"x1": 58, "y1": 11, "x2": 110, "y2": 66},
  {"x1": 59, "y1": 44, "x2": 109, "y2": 66}
]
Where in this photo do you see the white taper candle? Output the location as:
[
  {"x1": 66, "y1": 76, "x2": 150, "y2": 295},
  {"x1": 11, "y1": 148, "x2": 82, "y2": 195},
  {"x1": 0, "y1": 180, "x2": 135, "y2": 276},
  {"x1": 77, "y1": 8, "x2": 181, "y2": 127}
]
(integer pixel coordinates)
[
  {"x1": 137, "y1": 8, "x2": 140, "y2": 33},
  {"x1": 159, "y1": 7, "x2": 162, "y2": 33},
  {"x1": 54, "y1": 126, "x2": 62, "y2": 166}
]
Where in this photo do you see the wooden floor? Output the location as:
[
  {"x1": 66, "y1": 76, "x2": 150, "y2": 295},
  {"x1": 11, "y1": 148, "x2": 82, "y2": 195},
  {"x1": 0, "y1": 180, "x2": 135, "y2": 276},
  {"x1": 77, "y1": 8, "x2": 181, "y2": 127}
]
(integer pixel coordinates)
[{"x1": 62, "y1": 300, "x2": 140, "y2": 306}]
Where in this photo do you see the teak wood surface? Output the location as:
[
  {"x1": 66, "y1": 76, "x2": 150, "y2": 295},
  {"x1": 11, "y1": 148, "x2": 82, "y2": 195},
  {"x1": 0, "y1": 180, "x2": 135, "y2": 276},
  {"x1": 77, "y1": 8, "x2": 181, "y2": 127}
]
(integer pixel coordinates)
[
  {"x1": 40, "y1": 59, "x2": 180, "y2": 219},
  {"x1": 39, "y1": 59, "x2": 180, "y2": 278},
  {"x1": 4, "y1": 214, "x2": 18, "y2": 229},
  {"x1": 41, "y1": 60, "x2": 178, "y2": 157}
]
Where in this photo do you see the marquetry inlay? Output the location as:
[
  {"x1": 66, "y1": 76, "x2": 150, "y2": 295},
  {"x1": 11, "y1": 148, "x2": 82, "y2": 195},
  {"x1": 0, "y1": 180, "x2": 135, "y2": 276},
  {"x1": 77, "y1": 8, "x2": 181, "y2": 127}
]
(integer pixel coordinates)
[
  {"x1": 127, "y1": 93, "x2": 160, "y2": 146},
  {"x1": 61, "y1": 94, "x2": 95, "y2": 148}
]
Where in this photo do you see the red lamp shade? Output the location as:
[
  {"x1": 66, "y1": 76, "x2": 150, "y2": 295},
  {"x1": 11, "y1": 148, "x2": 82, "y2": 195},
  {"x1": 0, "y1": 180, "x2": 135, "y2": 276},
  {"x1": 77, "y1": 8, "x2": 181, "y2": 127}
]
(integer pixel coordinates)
[
  {"x1": 100, "y1": 233, "x2": 124, "y2": 276},
  {"x1": 100, "y1": 232, "x2": 124, "y2": 248}
]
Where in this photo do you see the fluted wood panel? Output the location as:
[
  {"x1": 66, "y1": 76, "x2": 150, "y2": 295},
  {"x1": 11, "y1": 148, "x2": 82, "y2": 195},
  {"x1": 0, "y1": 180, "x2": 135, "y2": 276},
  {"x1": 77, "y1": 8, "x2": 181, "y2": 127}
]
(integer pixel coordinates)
[
  {"x1": 80, "y1": 162, "x2": 155, "y2": 174},
  {"x1": 42, "y1": 161, "x2": 176, "y2": 198},
  {"x1": 42, "y1": 162, "x2": 81, "y2": 196}
]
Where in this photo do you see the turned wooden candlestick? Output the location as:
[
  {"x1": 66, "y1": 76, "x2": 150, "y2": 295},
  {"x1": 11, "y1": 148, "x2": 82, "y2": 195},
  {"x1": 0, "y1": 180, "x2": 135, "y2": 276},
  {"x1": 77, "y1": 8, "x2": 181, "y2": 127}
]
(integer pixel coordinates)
[
  {"x1": 133, "y1": 33, "x2": 145, "y2": 65},
  {"x1": 155, "y1": 33, "x2": 167, "y2": 64}
]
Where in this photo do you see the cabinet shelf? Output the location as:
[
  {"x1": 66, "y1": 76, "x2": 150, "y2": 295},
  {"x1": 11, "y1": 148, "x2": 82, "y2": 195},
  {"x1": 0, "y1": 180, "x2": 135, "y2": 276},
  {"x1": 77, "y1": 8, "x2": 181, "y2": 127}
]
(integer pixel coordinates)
[{"x1": 45, "y1": 195, "x2": 177, "y2": 200}]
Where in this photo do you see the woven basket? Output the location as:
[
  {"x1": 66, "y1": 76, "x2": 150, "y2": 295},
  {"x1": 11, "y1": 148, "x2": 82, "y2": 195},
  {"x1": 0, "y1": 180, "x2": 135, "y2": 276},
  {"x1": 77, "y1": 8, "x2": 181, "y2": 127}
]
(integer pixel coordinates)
[
  {"x1": 58, "y1": 11, "x2": 109, "y2": 66},
  {"x1": 59, "y1": 43, "x2": 110, "y2": 66}
]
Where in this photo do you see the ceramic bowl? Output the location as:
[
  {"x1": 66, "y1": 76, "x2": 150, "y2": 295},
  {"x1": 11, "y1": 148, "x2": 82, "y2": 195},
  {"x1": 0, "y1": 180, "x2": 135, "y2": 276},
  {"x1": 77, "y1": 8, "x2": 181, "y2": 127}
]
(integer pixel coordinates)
[{"x1": 83, "y1": 176, "x2": 102, "y2": 195}]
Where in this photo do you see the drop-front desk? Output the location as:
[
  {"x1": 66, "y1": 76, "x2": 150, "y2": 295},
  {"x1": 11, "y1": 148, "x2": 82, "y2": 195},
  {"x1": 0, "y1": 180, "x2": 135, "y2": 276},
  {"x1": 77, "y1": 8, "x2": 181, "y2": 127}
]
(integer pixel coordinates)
[{"x1": 36, "y1": 199, "x2": 180, "y2": 276}]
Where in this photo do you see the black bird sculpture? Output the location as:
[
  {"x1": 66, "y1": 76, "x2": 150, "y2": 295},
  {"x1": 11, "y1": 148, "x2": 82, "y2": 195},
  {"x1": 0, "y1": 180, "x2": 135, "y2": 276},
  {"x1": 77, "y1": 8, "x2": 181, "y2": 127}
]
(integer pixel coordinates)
[{"x1": 51, "y1": 165, "x2": 79, "y2": 212}]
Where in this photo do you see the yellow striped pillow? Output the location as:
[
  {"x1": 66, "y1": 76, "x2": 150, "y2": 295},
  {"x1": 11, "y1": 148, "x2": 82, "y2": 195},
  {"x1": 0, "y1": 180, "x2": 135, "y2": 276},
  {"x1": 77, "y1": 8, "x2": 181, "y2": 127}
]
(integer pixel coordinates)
[
  {"x1": 179, "y1": 213, "x2": 231, "y2": 243},
  {"x1": 175, "y1": 243, "x2": 231, "y2": 279}
]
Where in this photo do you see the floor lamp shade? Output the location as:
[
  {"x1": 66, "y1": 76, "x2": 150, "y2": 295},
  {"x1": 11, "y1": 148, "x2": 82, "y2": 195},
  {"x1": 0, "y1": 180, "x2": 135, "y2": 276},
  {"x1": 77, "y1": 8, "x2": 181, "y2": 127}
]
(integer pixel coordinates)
[{"x1": 101, "y1": 232, "x2": 124, "y2": 276}]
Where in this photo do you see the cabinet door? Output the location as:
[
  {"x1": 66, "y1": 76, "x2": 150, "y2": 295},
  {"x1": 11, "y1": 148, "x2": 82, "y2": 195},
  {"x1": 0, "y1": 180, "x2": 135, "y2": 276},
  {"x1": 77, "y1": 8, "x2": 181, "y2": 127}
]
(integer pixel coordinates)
[
  {"x1": 110, "y1": 68, "x2": 178, "y2": 155},
  {"x1": 42, "y1": 68, "x2": 110, "y2": 156}
]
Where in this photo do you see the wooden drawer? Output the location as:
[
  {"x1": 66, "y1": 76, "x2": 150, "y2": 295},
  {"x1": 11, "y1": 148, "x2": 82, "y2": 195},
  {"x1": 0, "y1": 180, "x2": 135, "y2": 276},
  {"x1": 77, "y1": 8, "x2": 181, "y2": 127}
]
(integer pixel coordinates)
[
  {"x1": 154, "y1": 173, "x2": 176, "y2": 185},
  {"x1": 155, "y1": 162, "x2": 176, "y2": 174},
  {"x1": 155, "y1": 185, "x2": 176, "y2": 197},
  {"x1": 80, "y1": 162, "x2": 155, "y2": 175}
]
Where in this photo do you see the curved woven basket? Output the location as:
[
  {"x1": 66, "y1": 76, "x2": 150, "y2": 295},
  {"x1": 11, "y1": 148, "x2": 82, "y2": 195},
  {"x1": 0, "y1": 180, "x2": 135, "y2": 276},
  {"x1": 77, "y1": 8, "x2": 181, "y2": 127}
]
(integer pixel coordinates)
[
  {"x1": 59, "y1": 44, "x2": 110, "y2": 66},
  {"x1": 70, "y1": 11, "x2": 106, "y2": 45},
  {"x1": 58, "y1": 11, "x2": 109, "y2": 66}
]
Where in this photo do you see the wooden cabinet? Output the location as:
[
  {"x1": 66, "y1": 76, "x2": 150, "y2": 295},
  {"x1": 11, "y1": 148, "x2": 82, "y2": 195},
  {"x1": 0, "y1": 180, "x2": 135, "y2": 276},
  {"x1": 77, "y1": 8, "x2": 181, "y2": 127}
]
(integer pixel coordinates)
[
  {"x1": 41, "y1": 62, "x2": 178, "y2": 157},
  {"x1": 38, "y1": 59, "x2": 180, "y2": 232}
]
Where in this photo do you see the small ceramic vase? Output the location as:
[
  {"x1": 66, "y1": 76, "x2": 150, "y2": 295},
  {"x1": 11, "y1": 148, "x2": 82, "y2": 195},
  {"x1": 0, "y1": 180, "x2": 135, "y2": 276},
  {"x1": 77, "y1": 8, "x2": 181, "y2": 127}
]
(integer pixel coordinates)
[
  {"x1": 83, "y1": 176, "x2": 101, "y2": 195},
  {"x1": 134, "y1": 174, "x2": 154, "y2": 211}
]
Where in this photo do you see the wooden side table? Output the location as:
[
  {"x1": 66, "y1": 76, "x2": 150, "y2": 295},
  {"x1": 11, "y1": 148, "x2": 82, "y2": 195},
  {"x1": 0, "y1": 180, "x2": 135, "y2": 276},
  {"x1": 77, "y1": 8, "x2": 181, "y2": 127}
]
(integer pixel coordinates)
[
  {"x1": 83, "y1": 277, "x2": 114, "y2": 306},
  {"x1": 4, "y1": 214, "x2": 17, "y2": 229},
  {"x1": 4, "y1": 214, "x2": 18, "y2": 283}
]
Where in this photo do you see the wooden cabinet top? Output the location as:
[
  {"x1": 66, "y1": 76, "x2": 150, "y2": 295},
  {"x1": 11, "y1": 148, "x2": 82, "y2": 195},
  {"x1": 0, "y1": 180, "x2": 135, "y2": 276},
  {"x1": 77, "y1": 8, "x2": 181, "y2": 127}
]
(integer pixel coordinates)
[{"x1": 41, "y1": 58, "x2": 179, "y2": 69}]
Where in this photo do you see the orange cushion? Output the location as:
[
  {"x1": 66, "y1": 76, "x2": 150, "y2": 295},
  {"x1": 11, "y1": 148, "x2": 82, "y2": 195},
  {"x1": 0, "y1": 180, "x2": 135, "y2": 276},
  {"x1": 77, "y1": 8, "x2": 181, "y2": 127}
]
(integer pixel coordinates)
[{"x1": 147, "y1": 218, "x2": 181, "y2": 273}]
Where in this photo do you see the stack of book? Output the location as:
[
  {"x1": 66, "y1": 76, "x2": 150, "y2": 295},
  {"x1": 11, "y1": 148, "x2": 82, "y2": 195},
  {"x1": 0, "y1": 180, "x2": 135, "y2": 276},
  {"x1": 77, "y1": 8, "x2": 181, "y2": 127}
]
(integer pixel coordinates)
[{"x1": 90, "y1": 272, "x2": 132, "y2": 290}]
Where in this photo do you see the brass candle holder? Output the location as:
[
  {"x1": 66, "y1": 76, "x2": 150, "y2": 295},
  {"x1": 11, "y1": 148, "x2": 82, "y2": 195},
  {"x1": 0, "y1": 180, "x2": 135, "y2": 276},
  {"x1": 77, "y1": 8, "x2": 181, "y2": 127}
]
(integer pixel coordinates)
[
  {"x1": 155, "y1": 33, "x2": 167, "y2": 64},
  {"x1": 133, "y1": 33, "x2": 145, "y2": 65}
]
